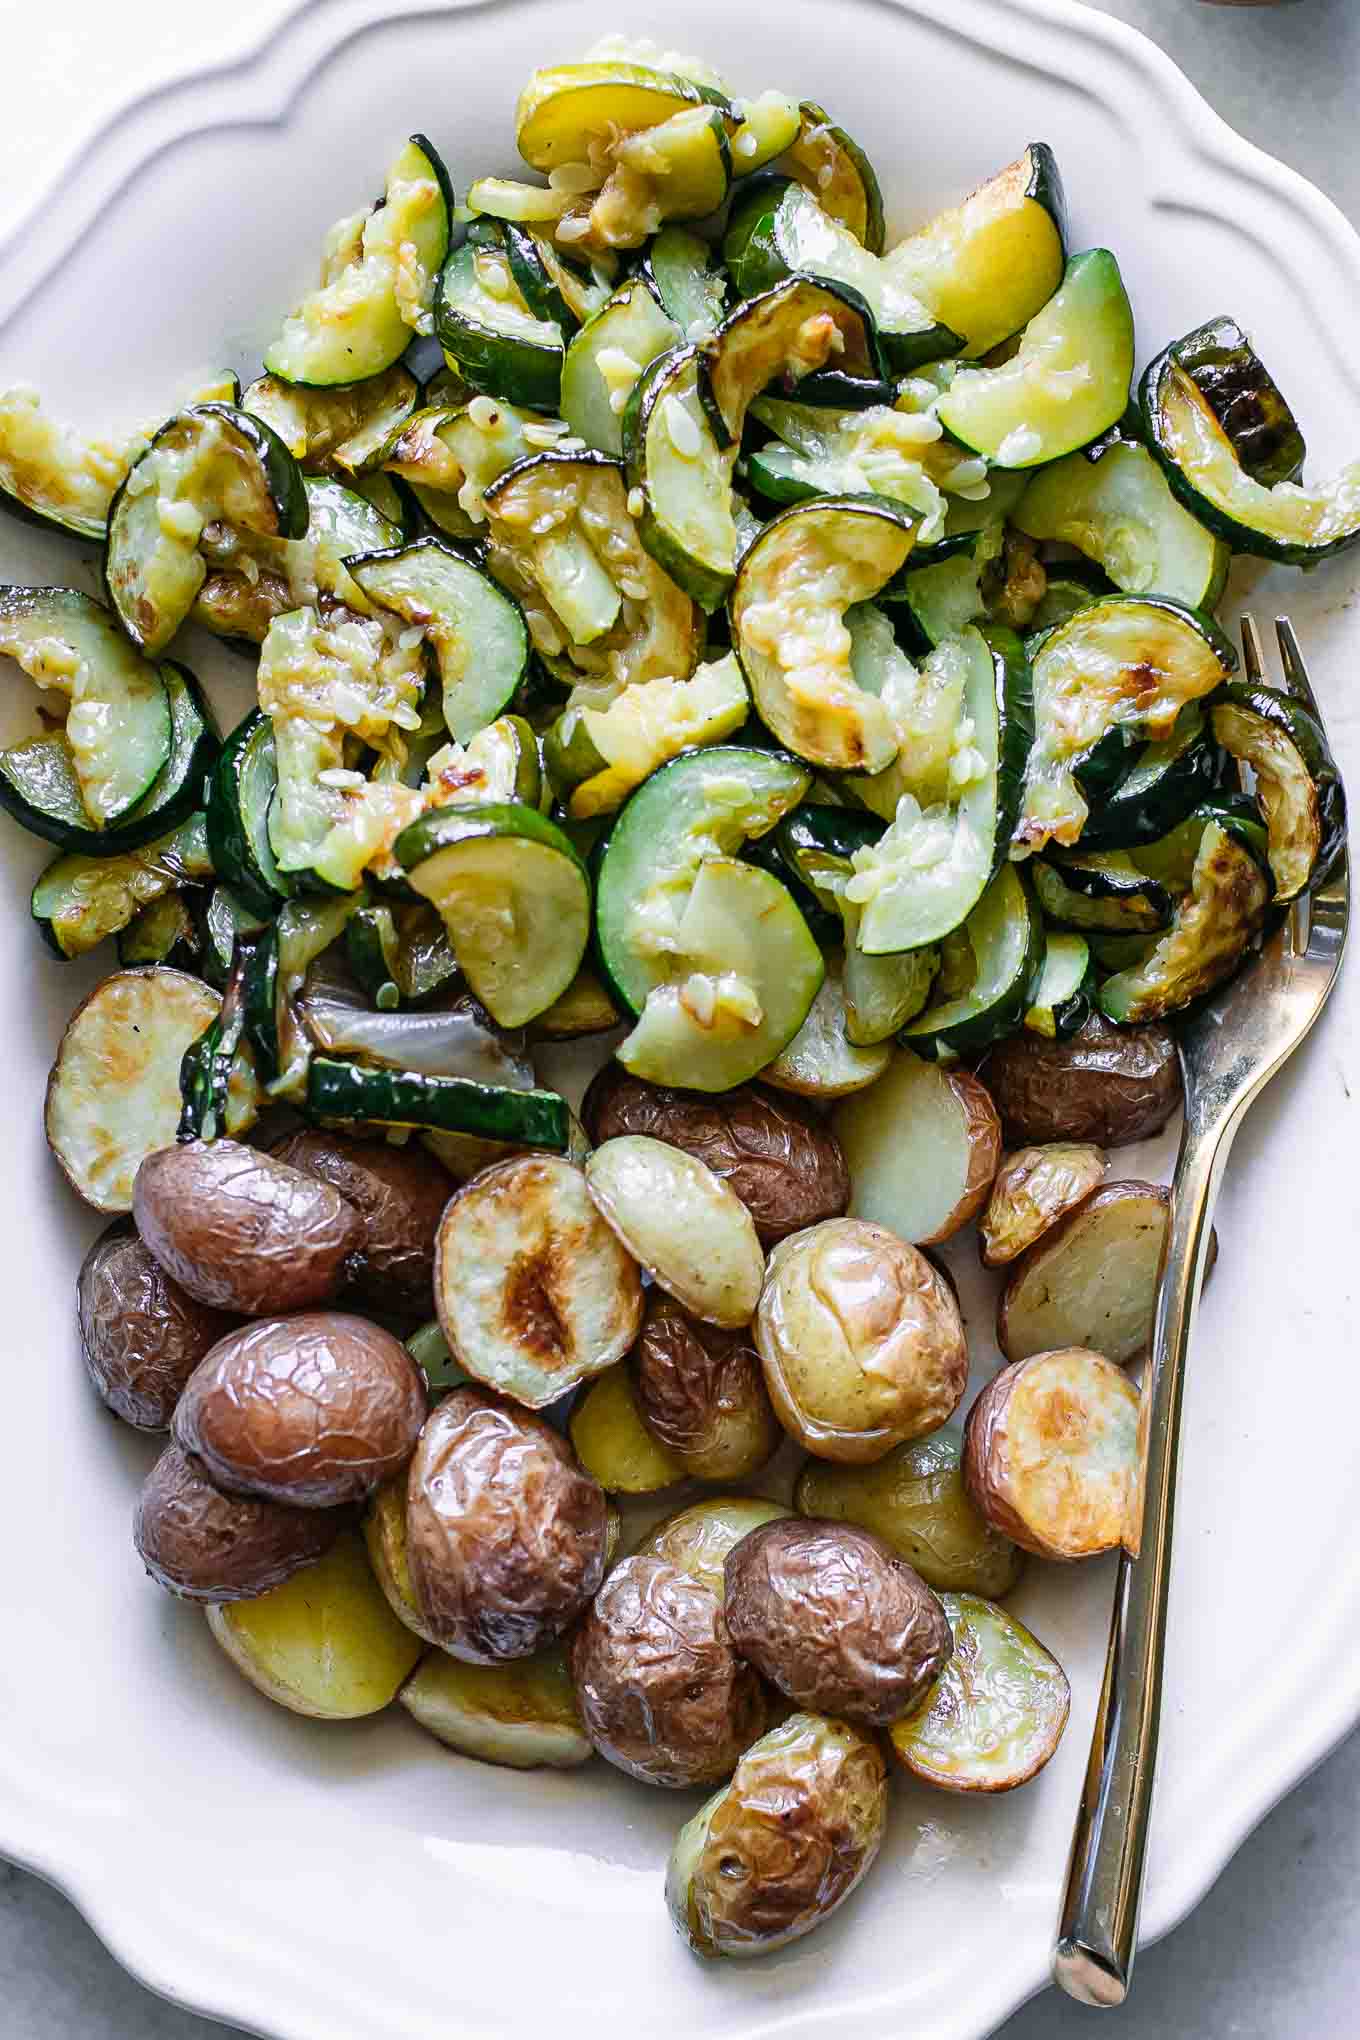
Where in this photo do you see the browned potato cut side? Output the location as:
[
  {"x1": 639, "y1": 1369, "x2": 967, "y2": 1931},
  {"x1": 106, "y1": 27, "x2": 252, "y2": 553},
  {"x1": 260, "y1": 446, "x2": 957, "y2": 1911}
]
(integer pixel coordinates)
[
  {"x1": 963, "y1": 1348, "x2": 1139, "y2": 1560},
  {"x1": 979, "y1": 1143, "x2": 1107, "y2": 1268},
  {"x1": 399, "y1": 1647, "x2": 592, "y2": 1770},
  {"x1": 833, "y1": 1053, "x2": 1001, "y2": 1245},
  {"x1": 980, "y1": 1012, "x2": 1181, "y2": 1148},
  {"x1": 997, "y1": 1181, "x2": 1172, "y2": 1366}
]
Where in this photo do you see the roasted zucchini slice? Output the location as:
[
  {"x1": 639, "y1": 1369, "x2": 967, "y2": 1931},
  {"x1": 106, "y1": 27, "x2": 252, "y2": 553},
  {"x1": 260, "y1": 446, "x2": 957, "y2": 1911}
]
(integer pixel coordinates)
[
  {"x1": 899, "y1": 863, "x2": 1044, "y2": 1059},
  {"x1": 306, "y1": 1056, "x2": 570, "y2": 1149},
  {"x1": 553, "y1": 651, "x2": 749, "y2": 819},
  {"x1": 117, "y1": 888, "x2": 204, "y2": 972},
  {"x1": 515, "y1": 62, "x2": 715, "y2": 171},
  {"x1": 436, "y1": 223, "x2": 566, "y2": 413},
  {"x1": 1033, "y1": 851, "x2": 1176, "y2": 934},
  {"x1": 1209, "y1": 683, "x2": 1346, "y2": 900},
  {"x1": 380, "y1": 393, "x2": 545, "y2": 532},
  {"x1": 936, "y1": 250, "x2": 1134, "y2": 468},
  {"x1": 1071, "y1": 703, "x2": 1226, "y2": 853},
  {"x1": 32, "y1": 812, "x2": 214, "y2": 960},
  {"x1": 1098, "y1": 817, "x2": 1270, "y2": 1022},
  {"x1": 560, "y1": 280, "x2": 680, "y2": 457},
  {"x1": 0, "y1": 387, "x2": 140, "y2": 541},
  {"x1": 1023, "y1": 930, "x2": 1093, "y2": 1039},
  {"x1": 642, "y1": 226, "x2": 728, "y2": 335},
  {"x1": 1015, "y1": 442, "x2": 1229, "y2": 614},
  {"x1": 205, "y1": 710, "x2": 293, "y2": 918},
  {"x1": 241, "y1": 365, "x2": 419, "y2": 476},
  {"x1": 777, "y1": 101, "x2": 885, "y2": 252},
  {"x1": 193, "y1": 474, "x2": 400, "y2": 647},
  {"x1": 744, "y1": 397, "x2": 987, "y2": 542},
  {"x1": 345, "y1": 537, "x2": 529, "y2": 743}
]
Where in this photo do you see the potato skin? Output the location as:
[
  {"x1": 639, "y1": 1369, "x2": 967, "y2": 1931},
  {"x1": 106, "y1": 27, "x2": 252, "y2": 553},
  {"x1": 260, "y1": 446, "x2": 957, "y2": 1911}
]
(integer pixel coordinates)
[
  {"x1": 979, "y1": 1013, "x2": 1182, "y2": 1149},
  {"x1": 173, "y1": 1312, "x2": 427, "y2": 1507},
  {"x1": 407, "y1": 1388, "x2": 607, "y2": 1662},
  {"x1": 581, "y1": 1065, "x2": 849, "y2": 1247},
  {"x1": 724, "y1": 1519, "x2": 952, "y2": 1726},
  {"x1": 931, "y1": 1067, "x2": 1003, "y2": 1242},
  {"x1": 133, "y1": 1444, "x2": 343, "y2": 1601},
  {"x1": 78, "y1": 1221, "x2": 237, "y2": 1430},
  {"x1": 979, "y1": 1143, "x2": 1107, "y2": 1268},
  {"x1": 633, "y1": 1296, "x2": 780, "y2": 1481},
  {"x1": 270, "y1": 1130, "x2": 453, "y2": 1315},
  {"x1": 570, "y1": 1556, "x2": 769, "y2": 1787},
  {"x1": 134, "y1": 1140, "x2": 364, "y2": 1315}
]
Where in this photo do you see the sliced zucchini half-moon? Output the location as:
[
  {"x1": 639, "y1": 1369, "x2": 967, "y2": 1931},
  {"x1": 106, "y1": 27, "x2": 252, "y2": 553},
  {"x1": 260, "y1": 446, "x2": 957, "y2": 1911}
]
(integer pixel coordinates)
[
  {"x1": 1097, "y1": 817, "x2": 1270, "y2": 1023},
  {"x1": 0, "y1": 586, "x2": 172, "y2": 832},
  {"x1": 514, "y1": 62, "x2": 713, "y2": 171},
  {"x1": 883, "y1": 144, "x2": 1066, "y2": 359},
  {"x1": 1014, "y1": 441, "x2": 1229, "y2": 615},
  {"x1": 117, "y1": 887, "x2": 204, "y2": 973},
  {"x1": 899, "y1": 861, "x2": 1044, "y2": 1060},
  {"x1": 193, "y1": 473, "x2": 401, "y2": 647},
  {"x1": 777, "y1": 101, "x2": 885, "y2": 253},
  {"x1": 380, "y1": 394, "x2": 543, "y2": 532},
  {"x1": 241, "y1": 364, "x2": 419, "y2": 477},
  {"x1": 264, "y1": 135, "x2": 452, "y2": 387},
  {"x1": 1014, "y1": 595, "x2": 1236, "y2": 855},
  {"x1": 344, "y1": 538, "x2": 529, "y2": 743},
  {"x1": 729, "y1": 495, "x2": 915, "y2": 773},
  {"x1": 759, "y1": 960, "x2": 892, "y2": 1099},
  {"x1": 0, "y1": 387, "x2": 138, "y2": 542},
  {"x1": 1150, "y1": 315, "x2": 1305, "y2": 488},
  {"x1": 724, "y1": 179, "x2": 961, "y2": 372},
  {"x1": 1142, "y1": 327, "x2": 1360, "y2": 563},
  {"x1": 45, "y1": 966, "x2": 257, "y2": 1213},
  {"x1": 560, "y1": 280, "x2": 680, "y2": 458},
  {"x1": 105, "y1": 404, "x2": 307, "y2": 655},
  {"x1": 1023, "y1": 929, "x2": 1093, "y2": 1040},
  {"x1": 642, "y1": 226, "x2": 728, "y2": 336},
  {"x1": 205, "y1": 710, "x2": 294, "y2": 919},
  {"x1": 558, "y1": 651, "x2": 750, "y2": 821},
  {"x1": 32, "y1": 811, "x2": 214, "y2": 961},
  {"x1": 936, "y1": 250, "x2": 1134, "y2": 468},
  {"x1": 745, "y1": 396, "x2": 985, "y2": 540},
  {"x1": 1033, "y1": 851, "x2": 1176, "y2": 934},
  {"x1": 594, "y1": 742, "x2": 812, "y2": 1017},
  {"x1": 400, "y1": 1646, "x2": 591, "y2": 1770},
  {"x1": 396, "y1": 801, "x2": 590, "y2": 1027},
  {"x1": 306, "y1": 1056, "x2": 571, "y2": 1150},
  {"x1": 436, "y1": 224, "x2": 565, "y2": 413},
  {"x1": 1208, "y1": 683, "x2": 1345, "y2": 902},
  {"x1": 1071, "y1": 702, "x2": 1225, "y2": 853},
  {"x1": 887, "y1": 1591, "x2": 1070, "y2": 1793}
]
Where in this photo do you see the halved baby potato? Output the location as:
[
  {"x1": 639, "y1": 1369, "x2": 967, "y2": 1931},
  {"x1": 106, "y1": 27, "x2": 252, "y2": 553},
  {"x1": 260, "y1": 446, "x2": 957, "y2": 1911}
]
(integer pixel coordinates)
[
  {"x1": 363, "y1": 1476, "x2": 439, "y2": 1643},
  {"x1": 206, "y1": 1529, "x2": 423, "y2": 1719},
  {"x1": 833, "y1": 1051, "x2": 1002, "y2": 1245},
  {"x1": 963, "y1": 1348, "x2": 1139, "y2": 1560},
  {"x1": 568, "y1": 1364, "x2": 687, "y2": 1495},
  {"x1": 631, "y1": 1497, "x2": 792, "y2": 1603},
  {"x1": 978, "y1": 1143, "x2": 1107, "y2": 1269},
  {"x1": 997, "y1": 1181, "x2": 1177, "y2": 1366},
  {"x1": 887, "y1": 1591, "x2": 1070, "y2": 1792},
  {"x1": 399, "y1": 1646, "x2": 591, "y2": 1770},
  {"x1": 433, "y1": 1154, "x2": 644, "y2": 1407},
  {"x1": 585, "y1": 1135, "x2": 764, "y2": 1329}
]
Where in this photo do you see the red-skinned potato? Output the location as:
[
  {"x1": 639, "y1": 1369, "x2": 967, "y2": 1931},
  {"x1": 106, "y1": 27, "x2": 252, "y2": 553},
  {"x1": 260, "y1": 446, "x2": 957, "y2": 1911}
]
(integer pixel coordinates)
[
  {"x1": 570, "y1": 1555, "x2": 768, "y2": 1787},
  {"x1": 724, "y1": 1518, "x2": 952, "y2": 1726},
  {"x1": 173, "y1": 1312, "x2": 427, "y2": 1506},
  {"x1": 833, "y1": 1053, "x2": 1001, "y2": 1245},
  {"x1": 962, "y1": 1348, "x2": 1139, "y2": 1559},
  {"x1": 581, "y1": 1064, "x2": 849, "y2": 1247},
  {"x1": 633, "y1": 1296, "x2": 780, "y2": 1482},
  {"x1": 979, "y1": 1012, "x2": 1182, "y2": 1148},
  {"x1": 407, "y1": 1388, "x2": 607, "y2": 1662},
  {"x1": 78, "y1": 1221, "x2": 237, "y2": 1430},
  {"x1": 270, "y1": 1129, "x2": 453, "y2": 1315},
  {"x1": 134, "y1": 1444, "x2": 344, "y2": 1601},
  {"x1": 978, "y1": 1144, "x2": 1108, "y2": 1268},
  {"x1": 998, "y1": 1181, "x2": 1185, "y2": 1365},
  {"x1": 134, "y1": 1140, "x2": 363, "y2": 1315}
]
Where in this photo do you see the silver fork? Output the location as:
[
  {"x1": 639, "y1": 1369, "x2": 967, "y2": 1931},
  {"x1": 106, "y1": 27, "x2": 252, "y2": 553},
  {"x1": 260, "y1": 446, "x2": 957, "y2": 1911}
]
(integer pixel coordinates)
[{"x1": 1052, "y1": 614, "x2": 1350, "y2": 2005}]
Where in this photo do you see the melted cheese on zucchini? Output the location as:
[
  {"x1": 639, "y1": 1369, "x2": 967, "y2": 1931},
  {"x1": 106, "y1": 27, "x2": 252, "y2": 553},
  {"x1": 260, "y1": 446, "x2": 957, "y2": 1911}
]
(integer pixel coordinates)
[
  {"x1": 1163, "y1": 366, "x2": 1360, "y2": 548},
  {"x1": 0, "y1": 387, "x2": 134, "y2": 533},
  {"x1": 569, "y1": 653, "x2": 749, "y2": 817}
]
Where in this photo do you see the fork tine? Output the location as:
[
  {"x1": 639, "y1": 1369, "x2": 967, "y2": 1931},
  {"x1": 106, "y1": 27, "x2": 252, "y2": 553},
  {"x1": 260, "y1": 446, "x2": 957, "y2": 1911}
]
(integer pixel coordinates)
[
  {"x1": 1240, "y1": 612, "x2": 1267, "y2": 687},
  {"x1": 1274, "y1": 615, "x2": 1323, "y2": 722}
]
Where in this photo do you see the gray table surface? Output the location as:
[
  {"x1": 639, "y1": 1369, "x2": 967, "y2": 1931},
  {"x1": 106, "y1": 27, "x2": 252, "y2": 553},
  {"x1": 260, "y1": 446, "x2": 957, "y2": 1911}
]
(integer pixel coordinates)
[{"x1": 5, "y1": 2, "x2": 1360, "y2": 2035}]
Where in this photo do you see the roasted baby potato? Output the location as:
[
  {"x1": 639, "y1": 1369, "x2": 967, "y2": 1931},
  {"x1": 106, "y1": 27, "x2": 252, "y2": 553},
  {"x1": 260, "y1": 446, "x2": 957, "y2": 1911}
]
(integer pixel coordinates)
[
  {"x1": 363, "y1": 1474, "x2": 438, "y2": 1642},
  {"x1": 963, "y1": 1348, "x2": 1140, "y2": 1560},
  {"x1": 724, "y1": 1518, "x2": 952, "y2": 1726},
  {"x1": 979, "y1": 1143, "x2": 1108, "y2": 1267},
  {"x1": 585, "y1": 1136, "x2": 765, "y2": 1328},
  {"x1": 980, "y1": 1012, "x2": 1182, "y2": 1148},
  {"x1": 632, "y1": 1498, "x2": 792, "y2": 1603},
  {"x1": 633, "y1": 1296, "x2": 781, "y2": 1482},
  {"x1": 134, "y1": 1444, "x2": 343, "y2": 1602},
  {"x1": 173, "y1": 1312, "x2": 427, "y2": 1506},
  {"x1": 794, "y1": 1429, "x2": 1024, "y2": 1599},
  {"x1": 206, "y1": 1527, "x2": 423, "y2": 1719},
  {"x1": 399, "y1": 1645, "x2": 591, "y2": 1770},
  {"x1": 666, "y1": 1712, "x2": 888, "y2": 1958},
  {"x1": 570, "y1": 1555, "x2": 768, "y2": 1788},
  {"x1": 998, "y1": 1181, "x2": 1175, "y2": 1365},
  {"x1": 834, "y1": 1053, "x2": 1002, "y2": 1244},
  {"x1": 581, "y1": 1065, "x2": 850, "y2": 1247},
  {"x1": 78, "y1": 1221, "x2": 236, "y2": 1430},
  {"x1": 407, "y1": 1388, "x2": 607, "y2": 1661},
  {"x1": 433, "y1": 1154, "x2": 643, "y2": 1408},
  {"x1": 887, "y1": 1591, "x2": 1070, "y2": 1792},
  {"x1": 134, "y1": 1139, "x2": 363, "y2": 1315},
  {"x1": 568, "y1": 1364, "x2": 687, "y2": 1494},
  {"x1": 755, "y1": 1219, "x2": 968, "y2": 1463},
  {"x1": 270, "y1": 1129, "x2": 453, "y2": 1315}
]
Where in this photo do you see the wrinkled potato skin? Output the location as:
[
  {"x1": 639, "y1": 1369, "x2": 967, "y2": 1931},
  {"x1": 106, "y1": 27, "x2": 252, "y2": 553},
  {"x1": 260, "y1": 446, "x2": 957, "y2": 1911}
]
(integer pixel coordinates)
[
  {"x1": 270, "y1": 1130, "x2": 453, "y2": 1314},
  {"x1": 174, "y1": 1313, "x2": 427, "y2": 1506},
  {"x1": 408, "y1": 1388, "x2": 607, "y2": 1662},
  {"x1": 133, "y1": 1444, "x2": 343, "y2": 1601},
  {"x1": 135, "y1": 1141, "x2": 364, "y2": 1315},
  {"x1": 633, "y1": 1498, "x2": 792, "y2": 1602},
  {"x1": 980, "y1": 1014, "x2": 1182, "y2": 1149},
  {"x1": 755, "y1": 1219, "x2": 968, "y2": 1463},
  {"x1": 581, "y1": 1066, "x2": 849, "y2": 1247},
  {"x1": 634, "y1": 1297, "x2": 781, "y2": 1481},
  {"x1": 671, "y1": 1712, "x2": 888, "y2": 1957},
  {"x1": 794, "y1": 1433, "x2": 1024, "y2": 1599},
  {"x1": 570, "y1": 1556, "x2": 768, "y2": 1787},
  {"x1": 724, "y1": 1519, "x2": 952, "y2": 1725},
  {"x1": 979, "y1": 1144, "x2": 1107, "y2": 1268},
  {"x1": 78, "y1": 1222, "x2": 237, "y2": 1430},
  {"x1": 931, "y1": 1068, "x2": 1004, "y2": 1242}
]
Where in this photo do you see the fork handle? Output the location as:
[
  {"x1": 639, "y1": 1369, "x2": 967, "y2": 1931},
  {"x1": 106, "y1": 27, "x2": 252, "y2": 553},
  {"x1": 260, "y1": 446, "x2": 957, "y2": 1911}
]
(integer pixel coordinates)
[{"x1": 1052, "y1": 1095, "x2": 1240, "y2": 2005}]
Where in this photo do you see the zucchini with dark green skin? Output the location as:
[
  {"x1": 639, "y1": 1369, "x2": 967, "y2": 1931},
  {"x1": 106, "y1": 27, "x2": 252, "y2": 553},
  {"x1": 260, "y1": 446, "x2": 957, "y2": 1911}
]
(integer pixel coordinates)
[
  {"x1": 344, "y1": 537, "x2": 530, "y2": 743},
  {"x1": 1208, "y1": 683, "x2": 1346, "y2": 900},
  {"x1": 559, "y1": 279, "x2": 680, "y2": 458},
  {"x1": 194, "y1": 473, "x2": 401, "y2": 647},
  {"x1": 118, "y1": 889, "x2": 205, "y2": 972},
  {"x1": 1129, "y1": 795, "x2": 1270, "y2": 894},
  {"x1": 1033, "y1": 852, "x2": 1175, "y2": 933},
  {"x1": 899, "y1": 864, "x2": 1044, "y2": 1059},
  {"x1": 642, "y1": 227, "x2": 727, "y2": 336},
  {"x1": 1071, "y1": 703, "x2": 1226, "y2": 852},
  {"x1": 32, "y1": 812, "x2": 214, "y2": 959},
  {"x1": 179, "y1": 933, "x2": 263, "y2": 1141},
  {"x1": 436, "y1": 223, "x2": 565, "y2": 414},
  {"x1": 241, "y1": 366, "x2": 420, "y2": 477},
  {"x1": 198, "y1": 885, "x2": 267, "y2": 989},
  {"x1": 1098, "y1": 818, "x2": 1270, "y2": 1023},
  {"x1": 1148, "y1": 317, "x2": 1305, "y2": 489},
  {"x1": 1015, "y1": 442, "x2": 1229, "y2": 614},
  {"x1": 307, "y1": 1055, "x2": 570, "y2": 1149},
  {"x1": 778, "y1": 102, "x2": 885, "y2": 253},
  {"x1": 1024, "y1": 930, "x2": 1093, "y2": 1039},
  {"x1": 205, "y1": 710, "x2": 294, "y2": 919}
]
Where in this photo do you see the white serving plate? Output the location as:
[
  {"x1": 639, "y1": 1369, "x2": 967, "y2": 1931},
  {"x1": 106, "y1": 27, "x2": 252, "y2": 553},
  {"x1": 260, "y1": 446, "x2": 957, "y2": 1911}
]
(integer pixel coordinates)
[{"x1": 0, "y1": 3, "x2": 1357, "y2": 2037}]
